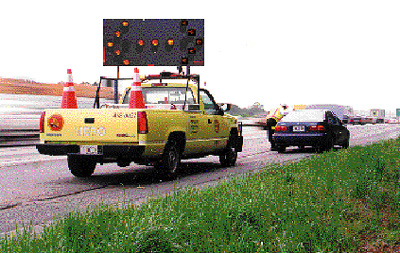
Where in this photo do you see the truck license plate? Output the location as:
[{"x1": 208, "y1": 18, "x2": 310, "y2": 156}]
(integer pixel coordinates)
[
  {"x1": 80, "y1": 145, "x2": 99, "y2": 155},
  {"x1": 293, "y1": 126, "x2": 305, "y2": 132}
]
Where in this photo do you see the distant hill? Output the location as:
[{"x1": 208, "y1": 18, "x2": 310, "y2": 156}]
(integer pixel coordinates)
[
  {"x1": 229, "y1": 104, "x2": 267, "y2": 117},
  {"x1": 0, "y1": 78, "x2": 113, "y2": 99}
]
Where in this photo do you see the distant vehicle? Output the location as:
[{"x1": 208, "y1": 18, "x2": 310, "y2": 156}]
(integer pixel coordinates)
[
  {"x1": 363, "y1": 116, "x2": 377, "y2": 124},
  {"x1": 369, "y1": 109, "x2": 385, "y2": 124},
  {"x1": 370, "y1": 109, "x2": 385, "y2": 118},
  {"x1": 376, "y1": 118, "x2": 385, "y2": 124},
  {"x1": 386, "y1": 118, "x2": 399, "y2": 124},
  {"x1": 348, "y1": 116, "x2": 365, "y2": 125},
  {"x1": 272, "y1": 109, "x2": 350, "y2": 153}
]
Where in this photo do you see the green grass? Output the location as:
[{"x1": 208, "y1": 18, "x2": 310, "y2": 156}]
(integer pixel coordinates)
[{"x1": 2, "y1": 138, "x2": 400, "y2": 252}]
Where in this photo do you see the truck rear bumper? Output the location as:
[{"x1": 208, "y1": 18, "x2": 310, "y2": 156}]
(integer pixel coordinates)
[{"x1": 36, "y1": 144, "x2": 145, "y2": 161}]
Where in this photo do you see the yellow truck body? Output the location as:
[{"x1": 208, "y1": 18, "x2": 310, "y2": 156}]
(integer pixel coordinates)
[{"x1": 37, "y1": 74, "x2": 243, "y2": 178}]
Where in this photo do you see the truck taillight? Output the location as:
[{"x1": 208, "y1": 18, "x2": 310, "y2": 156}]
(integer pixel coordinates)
[
  {"x1": 40, "y1": 111, "x2": 46, "y2": 133},
  {"x1": 137, "y1": 111, "x2": 148, "y2": 134}
]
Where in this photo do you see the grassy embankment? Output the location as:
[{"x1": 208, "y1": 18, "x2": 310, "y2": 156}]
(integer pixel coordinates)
[{"x1": 2, "y1": 139, "x2": 400, "y2": 252}]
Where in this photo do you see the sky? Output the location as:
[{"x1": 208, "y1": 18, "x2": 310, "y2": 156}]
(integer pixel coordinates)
[{"x1": 1, "y1": 0, "x2": 400, "y2": 113}]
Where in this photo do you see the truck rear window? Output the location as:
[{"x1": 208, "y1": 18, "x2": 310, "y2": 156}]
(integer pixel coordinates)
[{"x1": 123, "y1": 87, "x2": 196, "y2": 109}]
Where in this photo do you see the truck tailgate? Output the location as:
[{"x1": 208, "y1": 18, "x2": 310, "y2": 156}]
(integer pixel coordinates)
[{"x1": 42, "y1": 109, "x2": 139, "y2": 143}]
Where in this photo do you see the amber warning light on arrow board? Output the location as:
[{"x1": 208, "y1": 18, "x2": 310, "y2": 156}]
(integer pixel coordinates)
[{"x1": 103, "y1": 19, "x2": 204, "y2": 66}]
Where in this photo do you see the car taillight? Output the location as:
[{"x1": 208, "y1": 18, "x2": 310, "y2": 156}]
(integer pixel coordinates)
[
  {"x1": 310, "y1": 125, "x2": 325, "y2": 131},
  {"x1": 275, "y1": 125, "x2": 287, "y2": 132},
  {"x1": 40, "y1": 111, "x2": 45, "y2": 133},
  {"x1": 137, "y1": 111, "x2": 148, "y2": 134}
]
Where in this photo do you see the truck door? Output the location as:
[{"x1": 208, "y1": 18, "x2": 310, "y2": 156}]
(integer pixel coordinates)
[
  {"x1": 199, "y1": 89, "x2": 229, "y2": 151},
  {"x1": 180, "y1": 88, "x2": 209, "y2": 154}
]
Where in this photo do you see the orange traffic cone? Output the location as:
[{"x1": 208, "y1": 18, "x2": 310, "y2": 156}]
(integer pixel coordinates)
[
  {"x1": 129, "y1": 68, "x2": 145, "y2": 109},
  {"x1": 61, "y1": 69, "x2": 78, "y2": 108}
]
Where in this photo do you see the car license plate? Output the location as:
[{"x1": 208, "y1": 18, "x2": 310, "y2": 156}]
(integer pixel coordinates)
[
  {"x1": 293, "y1": 126, "x2": 305, "y2": 132},
  {"x1": 80, "y1": 145, "x2": 99, "y2": 155}
]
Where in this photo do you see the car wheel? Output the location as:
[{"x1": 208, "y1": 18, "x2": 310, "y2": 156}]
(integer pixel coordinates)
[
  {"x1": 325, "y1": 137, "x2": 334, "y2": 152},
  {"x1": 220, "y1": 135, "x2": 238, "y2": 167},
  {"x1": 315, "y1": 145, "x2": 324, "y2": 153},
  {"x1": 67, "y1": 155, "x2": 96, "y2": 177},
  {"x1": 342, "y1": 139, "x2": 350, "y2": 149},
  {"x1": 277, "y1": 146, "x2": 286, "y2": 153},
  {"x1": 157, "y1": 140, "x2": 181, "y2": 179}
]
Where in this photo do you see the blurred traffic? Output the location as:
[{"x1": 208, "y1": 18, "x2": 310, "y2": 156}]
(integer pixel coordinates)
[{"x1": 0, "y1": 93, "x2": 112, "y2": 147}]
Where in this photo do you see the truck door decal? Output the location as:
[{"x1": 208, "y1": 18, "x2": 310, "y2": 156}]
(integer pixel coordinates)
[
  {"x1": 190, "y1": 119, "x2": 199, "y2": 133},
  {"x1": 214, "y1": 119, "x2": 220, "y2": 133}
]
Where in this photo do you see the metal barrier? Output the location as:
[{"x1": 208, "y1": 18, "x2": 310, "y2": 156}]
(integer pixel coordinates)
[{"x1": 0, "y1": 129, "x2": 39, "y2": 147}]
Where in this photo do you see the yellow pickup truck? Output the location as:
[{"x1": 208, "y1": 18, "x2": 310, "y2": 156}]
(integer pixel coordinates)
[{"x1": 36, "y1": 72, "x2": 243, "y2": 178}]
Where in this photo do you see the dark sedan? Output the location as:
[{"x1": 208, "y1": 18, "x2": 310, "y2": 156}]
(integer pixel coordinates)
[{"x1": 272, "y1": 109, "x2": 350, "y2": 153}]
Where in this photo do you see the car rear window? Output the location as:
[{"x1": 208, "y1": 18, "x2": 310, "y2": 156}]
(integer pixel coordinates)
[{"x1": 281, "y1": 109, "x2": 325, "y2": 122}]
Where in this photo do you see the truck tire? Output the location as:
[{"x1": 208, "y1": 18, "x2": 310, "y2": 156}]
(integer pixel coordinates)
[
  {"x1": 157, "y1": 140, "x2": 181, "y2": 179},
  {"x1": 67, "y1": 155, "x2": 96, "y2": 177},
  {"x1": 219, "y1": 134, "x2": 238, "y2": 167}
]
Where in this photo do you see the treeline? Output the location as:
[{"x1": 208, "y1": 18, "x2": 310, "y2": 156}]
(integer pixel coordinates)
[{"x1": 229, "y1": 104, "x2": 267, "y2": 117}]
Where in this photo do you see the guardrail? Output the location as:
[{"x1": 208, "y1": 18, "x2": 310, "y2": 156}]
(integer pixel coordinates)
[{"x1": 0, "y1": 129, "x2": 39, "y2": 147}]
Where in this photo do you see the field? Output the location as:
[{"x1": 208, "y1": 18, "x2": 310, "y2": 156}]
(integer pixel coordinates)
[
  {"x1": 1, "y1": 138, "x2": 400, "y2": 252},
  {"x1": 0, "y1": 78, "x2": 113, "y2": 99}
]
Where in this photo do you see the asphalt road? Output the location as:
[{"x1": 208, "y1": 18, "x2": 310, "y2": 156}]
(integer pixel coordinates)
[{"x1": 0, "y1": 124, "x2": 400, "y2": 237}]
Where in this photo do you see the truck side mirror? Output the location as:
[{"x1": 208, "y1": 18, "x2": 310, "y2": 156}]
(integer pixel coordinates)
[{"x1": 219, "y1": 103, "x2": 231, "y2": 112}]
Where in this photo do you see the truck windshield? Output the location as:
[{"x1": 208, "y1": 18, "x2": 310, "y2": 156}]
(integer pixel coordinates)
[{"x1": 123, "y1": 87, "x2": 196, "y2": 109}]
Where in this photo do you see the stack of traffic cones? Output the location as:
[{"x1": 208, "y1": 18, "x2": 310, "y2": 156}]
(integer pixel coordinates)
[
  {"x1": 129, "y1": 68, "x2": 145, "y2": 109},
  {"x1": 61, "y1": 69, "x2": 78, "y2": 108}
]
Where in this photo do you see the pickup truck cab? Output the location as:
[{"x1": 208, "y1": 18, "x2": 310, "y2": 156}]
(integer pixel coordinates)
[{"x1": 36, "y1": 72, "x2": 243, "y2": 178}]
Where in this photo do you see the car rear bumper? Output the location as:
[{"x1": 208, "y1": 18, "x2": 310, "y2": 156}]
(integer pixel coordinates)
[{"x1": 272, "y1": 132, "x2": 327, "y2": 146}]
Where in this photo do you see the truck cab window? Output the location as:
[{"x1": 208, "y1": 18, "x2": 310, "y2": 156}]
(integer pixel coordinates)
[
  {"x1": 200, "y1": 90, "x2": 219, "y2": 115},
  {"x1": 124, "y1": 87, "x2": 196, "y2": 109}
]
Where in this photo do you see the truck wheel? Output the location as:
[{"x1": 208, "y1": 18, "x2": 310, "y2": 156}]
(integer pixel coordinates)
[
  {"x1": 67, "y1": 155, "x2": 96, "y2": 177},
  {"x1": 219, "y1": 136, "x2": 238, "y2": 167},
  {"x1": 157, "y1": 140, "x2": 181, "y2": 179}
]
